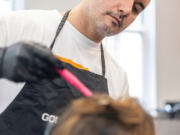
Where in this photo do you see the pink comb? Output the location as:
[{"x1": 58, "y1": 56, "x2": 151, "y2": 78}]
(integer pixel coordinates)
[{"x1": 56, "y1": 68, "x2": 93, "y2": 97}]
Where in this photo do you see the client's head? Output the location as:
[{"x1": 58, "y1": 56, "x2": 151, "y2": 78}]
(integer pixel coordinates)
[{"x1": 49, "y1": 94, "x2": 155, "y2": 135}]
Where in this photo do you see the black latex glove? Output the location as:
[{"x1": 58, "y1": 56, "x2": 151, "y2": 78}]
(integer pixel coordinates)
[{"x1": 0, "y1": 41, "x2": 63, "y2": 83}]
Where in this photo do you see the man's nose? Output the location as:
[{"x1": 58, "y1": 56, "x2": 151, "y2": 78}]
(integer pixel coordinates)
[{"x1": 118, "y1": 0, "x2": 134, "y2": 16}]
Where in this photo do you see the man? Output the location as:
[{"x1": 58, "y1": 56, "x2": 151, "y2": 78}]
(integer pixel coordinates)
[{"x1": 0, "y1": 0, "x2": 150, "y2": 134}]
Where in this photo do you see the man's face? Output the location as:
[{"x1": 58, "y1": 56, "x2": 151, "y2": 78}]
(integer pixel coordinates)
[{"x1": 85, "y1": 0, "x2": 150, "y2": 37}]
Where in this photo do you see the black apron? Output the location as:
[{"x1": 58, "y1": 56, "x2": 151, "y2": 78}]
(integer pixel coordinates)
[{"x1": 0, "y1": 10, "x2": 108, "y2": 135}]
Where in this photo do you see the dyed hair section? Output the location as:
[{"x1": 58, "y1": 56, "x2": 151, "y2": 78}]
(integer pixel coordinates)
[{"x1": 51, "y1": 94, "x2": 155, "y2": 135}]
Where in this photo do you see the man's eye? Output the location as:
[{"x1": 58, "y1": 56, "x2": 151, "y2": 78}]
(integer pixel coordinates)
[
  {"x1": 133, "y1": 7, "x2": 138, "y2": 14},
  {"x1": 133, "y1": 5, "x2": 140, "y2": 14},
  {"x1": 133, "y1": 3, "x2": 143, "y2": 14}
]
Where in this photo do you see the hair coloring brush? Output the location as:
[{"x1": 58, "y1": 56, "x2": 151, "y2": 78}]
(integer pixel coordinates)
[{"x1": 56, "y1": 68, "x2": 93, "y2": 97}]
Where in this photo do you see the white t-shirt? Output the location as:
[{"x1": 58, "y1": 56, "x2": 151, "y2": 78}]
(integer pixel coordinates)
[{"x1": 0, "y1": 10, "x2": 129, "y2": 113}]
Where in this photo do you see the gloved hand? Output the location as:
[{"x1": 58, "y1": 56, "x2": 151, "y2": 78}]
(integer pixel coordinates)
[{"x1": 0, "y1": 41, "x2": 63, "y2": 82}]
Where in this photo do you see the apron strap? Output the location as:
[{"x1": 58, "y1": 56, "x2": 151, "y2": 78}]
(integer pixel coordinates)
[
  {"x1": 50, "y1": 10, "x2": 71, "y2": 50},
  {"x1": 101, "y1": 43, "x2": 106, "y2": 77},
  {"x1": 50, "y1": 10, "x2": 106, "y2": 77}
]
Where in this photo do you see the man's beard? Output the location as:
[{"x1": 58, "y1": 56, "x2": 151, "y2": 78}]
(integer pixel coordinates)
[{"x1": 95, "y1": 21, "x2": 122, "y2": 37}]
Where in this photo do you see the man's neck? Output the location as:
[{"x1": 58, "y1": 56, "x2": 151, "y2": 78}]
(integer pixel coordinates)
[{"x1": 63, "y1": 5, "x2": 104, "y2": 43}]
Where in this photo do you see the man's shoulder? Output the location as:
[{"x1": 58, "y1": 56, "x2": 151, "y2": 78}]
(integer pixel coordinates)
[
  {"x1": 2, "y1": 10, "x2": 62, "y2": 47},
  {"x1": 0, "y1": 9, "x2": 60, "y2": 25},
  {"x1": 5, "y1": 9, "x2": 60, "y2": 21},
  {"x1": 5, "y1": 9, "x2": 59, "y2": 16}
]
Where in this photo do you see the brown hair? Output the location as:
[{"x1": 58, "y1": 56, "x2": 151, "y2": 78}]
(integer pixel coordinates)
[{"x1": 51, "y1": 94, "x2": 155, "y2": 135}]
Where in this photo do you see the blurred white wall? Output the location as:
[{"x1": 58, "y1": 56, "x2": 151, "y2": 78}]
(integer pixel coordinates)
[
  {"x1": 24, "y1": 0, "x2": 180, "y2": 108},
  {"x1": 156, "y1": 0, "x2": 180, "y2": 108}
]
